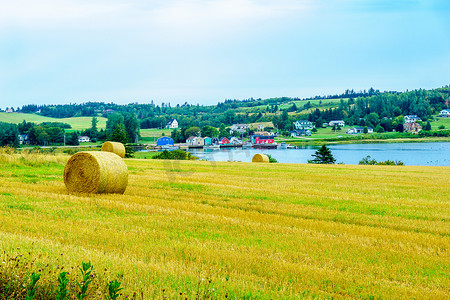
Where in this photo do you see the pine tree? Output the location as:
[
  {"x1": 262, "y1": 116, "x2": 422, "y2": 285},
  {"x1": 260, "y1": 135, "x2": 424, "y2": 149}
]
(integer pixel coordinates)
[
  {"x1": 111, "y1": 124, "x2": 128, "y2": 144},
  {"x1": 308, "y1": 145, "x2": 336, "y2": 164}
]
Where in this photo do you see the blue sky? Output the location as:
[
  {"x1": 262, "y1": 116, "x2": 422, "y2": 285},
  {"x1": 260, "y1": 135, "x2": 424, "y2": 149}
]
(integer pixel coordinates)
[{"x1": 0, "y1": 0, "x2": 449, "y2": 109}]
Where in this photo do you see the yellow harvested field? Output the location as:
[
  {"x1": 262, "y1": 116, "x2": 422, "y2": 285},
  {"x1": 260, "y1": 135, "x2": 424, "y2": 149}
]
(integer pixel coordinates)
[{"x1": 0, "y1": 150, "x2": 449, "y2": 298}]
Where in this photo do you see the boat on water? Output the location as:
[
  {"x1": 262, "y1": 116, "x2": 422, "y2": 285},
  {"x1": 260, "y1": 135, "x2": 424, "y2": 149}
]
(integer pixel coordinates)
[
  {"x1": 242, "y1": 142, "x2": 253, "y2": 149},
  {"x1": 203, "y1": 144, "x2": 220, "y2": 150},
  {"x1": 278, "y1": 142, "x2": 287, "y2": 149},
  {"x1": 161, "y1": 145, "x2": 179, "y2": 151}
]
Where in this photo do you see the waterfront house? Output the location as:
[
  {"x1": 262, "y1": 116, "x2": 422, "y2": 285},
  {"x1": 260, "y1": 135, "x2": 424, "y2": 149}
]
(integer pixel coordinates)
[
  {"x1": 194, "y1": 137, "x2": 205, "y2": 146},
  {"x1": 251, "y1": 135, "x2": 275, "y2": 144},
  {"x1": 157, "y1": 136, "x2": 174, "y2": 146},
  {"x1": 204, "y1": 137, "x2": 212, "y2": 145},
  {"x1": 404, "y1": 115, "x2": 421, "y2": 123},
  {"x1": 186, "y1": 136, "x2": 197, "y2": 145},
  {"x1": 438, "y1": 109, "x2": 450, "y2": 117},
  {"x1": 219, "y1": 137, "x2": 231, "y2": 145},
  {"x1": 294, "y1": 120, "x2": 314, "y2": 130},
  {"x1": 229, "y1": 137, "x2": 242, "y2": 145}
]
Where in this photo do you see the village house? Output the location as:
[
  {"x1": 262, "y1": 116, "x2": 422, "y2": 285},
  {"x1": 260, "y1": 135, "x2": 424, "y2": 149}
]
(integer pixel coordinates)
[
  {"x1": 19, "y1": 134, "x2": 29, "y2": 145},
  {"x1": 294, "y1": 120, "x2": 314, "y2": 130},
  {"x1": 257, "y1": 124, "x2": 265, "y2": 131},
  {"x1": 166, "y1": 118, "x2": 178, "y2": 129},
  {"x1": 438, "y1": 109, "x2": 450, "y2": 117},
  {"x1": 251, "y1": 135, "x2": 275, "y2": 144},
  {"x1": 78, "y1": 136, "x2": 91, "y2": 143},
  {"x1": 404, "y1": 115, "x2": 421, "y2": 123},
  {"x1": 329, "y1": 120, "x2": 345, "y2": 127},
  {"x1": 403, "y1": 122, "x2": 422, "y2": 134},
  {"x1": 289, "y1": 129, "x2": 311, "y2": 137},
  {"x1": 346, "y1": 127, "x2": 373, "y2": 134},
  {"x1": 254, "y1": 131, "x2": 274, "y2": 136},
  {"x1": 231, "y1": 124, "x2": 249, "y2": 134},
  {"x1": 5, "y1": 108, "x2": 14, "y2": 113}
]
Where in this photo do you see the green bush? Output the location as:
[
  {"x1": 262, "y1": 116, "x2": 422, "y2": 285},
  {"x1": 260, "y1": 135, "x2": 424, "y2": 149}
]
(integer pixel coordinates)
[{"x1": 152, "y1": 150, "x2": 193, "y2": 160}]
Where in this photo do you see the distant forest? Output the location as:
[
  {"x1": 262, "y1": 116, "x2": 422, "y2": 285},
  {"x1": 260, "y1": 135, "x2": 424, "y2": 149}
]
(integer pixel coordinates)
[{"x1": 1, "y1": 86, "x2": 449, "y2": 147}]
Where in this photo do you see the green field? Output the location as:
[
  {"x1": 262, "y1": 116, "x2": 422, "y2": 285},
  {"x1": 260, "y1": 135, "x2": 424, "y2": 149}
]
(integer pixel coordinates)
[
  {"x1": 0, "y1": 112, "x2": 107, "y2": 131},
  {"x1": 0, "y1": 149, "x2": 448, "y2": 299}
]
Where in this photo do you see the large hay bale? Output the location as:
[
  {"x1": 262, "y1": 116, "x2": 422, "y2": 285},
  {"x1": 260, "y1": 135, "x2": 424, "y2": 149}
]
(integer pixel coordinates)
[
  {"x1": 101, "y1": 141, "x2": 126, "y2": 158},
  {"x1": 64, "y1": 151, "x2": 128, "y2": 194},
  {"x1": 252, "y1": 153, "x2": 269, "y2": 163}
]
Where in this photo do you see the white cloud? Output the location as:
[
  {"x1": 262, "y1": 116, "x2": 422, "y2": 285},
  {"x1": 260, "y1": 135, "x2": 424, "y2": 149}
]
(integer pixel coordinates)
[{"x1": 0, "y1": 0, "x2": 312, "y2": 30}]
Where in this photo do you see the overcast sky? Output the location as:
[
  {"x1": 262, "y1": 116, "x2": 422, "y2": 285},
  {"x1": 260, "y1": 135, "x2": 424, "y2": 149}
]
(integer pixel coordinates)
[{"x1": 0, "y1": 0, "x2": 449, "y2": 109}]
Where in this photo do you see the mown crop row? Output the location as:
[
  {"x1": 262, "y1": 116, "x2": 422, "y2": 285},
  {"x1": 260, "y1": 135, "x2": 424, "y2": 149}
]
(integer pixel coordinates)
[{"x1": 0, "y1": 148, "x2": 449, "y2": 299}]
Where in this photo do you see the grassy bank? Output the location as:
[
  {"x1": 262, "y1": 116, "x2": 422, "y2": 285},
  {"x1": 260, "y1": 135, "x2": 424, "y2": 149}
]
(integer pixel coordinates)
[{"x1": 0, "y1": 150, "x2": 449, "y2": 298}]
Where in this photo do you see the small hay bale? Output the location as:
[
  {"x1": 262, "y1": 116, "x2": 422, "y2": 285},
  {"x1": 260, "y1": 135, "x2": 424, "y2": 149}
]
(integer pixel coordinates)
[
  {"x1": 252, "y1": 153, "x2": 269, "y2": 163},
  {"x1": 101, "y1": 141, "x2": 126, "y2": 158},
  {"x1": 64, "y1": 151, "x2": 128, "y2": 194}
]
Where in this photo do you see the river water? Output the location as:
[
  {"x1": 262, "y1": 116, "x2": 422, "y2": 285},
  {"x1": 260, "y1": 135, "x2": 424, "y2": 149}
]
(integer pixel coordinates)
[{"x1": 187, "y1": 142, "x2": 450, "y2": 166}]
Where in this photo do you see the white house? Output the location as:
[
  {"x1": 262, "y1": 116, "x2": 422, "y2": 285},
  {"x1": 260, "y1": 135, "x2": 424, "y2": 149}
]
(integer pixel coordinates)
[
  {"x1": 438, "y1": 109, "x2": 450, "y2": 117},
  {"x1": 346, "y1": 127, "x2": 373, "y2": 134},
  {"x1": 329, "y1": 120, "x2": 345, "y2": 127},
  {"x1": 231, "y1": 124, "x2": 249, "y2": 134},
  {"x1": 404, "y1": 115, "x2": 421, "y2": 123},
  {"x1": 78, "y1": 136, "x2": 91, "y2": 143},
  {"x1": 229, "y1": 137, "x2": 242, "y2": 145},
  {"x1": 257, "y1": 124, "x2": 265, "y2": 131},
  {"x1": 294, "y1": 120, "x2": 314, "y2": 130},
  {"x1": 5, "y1": 108, "x2": 13, "y2": 113},
  {"x1": 166, "y1": 118, "x2": 178, "y2": 129}
]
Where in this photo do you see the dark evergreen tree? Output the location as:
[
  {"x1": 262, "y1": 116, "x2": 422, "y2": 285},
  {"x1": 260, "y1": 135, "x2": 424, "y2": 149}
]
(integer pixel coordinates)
[
  {"x1": 110, "y1": 124, "x2": 128, "y2": 144},
  {"x1": 308, "y1": 145, "x2": 336, "y2": 164}
]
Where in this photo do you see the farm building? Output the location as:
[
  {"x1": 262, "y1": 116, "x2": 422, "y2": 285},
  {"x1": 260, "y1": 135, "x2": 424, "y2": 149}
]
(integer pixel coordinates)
[{"x1": 157, "y1": 137, "x2": 174, "y2": 146}]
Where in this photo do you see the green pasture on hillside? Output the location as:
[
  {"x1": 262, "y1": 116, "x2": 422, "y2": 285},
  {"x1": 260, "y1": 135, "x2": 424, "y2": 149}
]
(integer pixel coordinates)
[{"x1": 0, "y1": 112, "x2": 107, "y2": 131}]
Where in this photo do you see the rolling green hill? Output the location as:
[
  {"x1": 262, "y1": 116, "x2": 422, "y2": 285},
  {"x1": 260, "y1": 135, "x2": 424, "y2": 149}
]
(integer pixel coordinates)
[{"x1": 0, "y1": 112, "x2": 106, "y2": 130}]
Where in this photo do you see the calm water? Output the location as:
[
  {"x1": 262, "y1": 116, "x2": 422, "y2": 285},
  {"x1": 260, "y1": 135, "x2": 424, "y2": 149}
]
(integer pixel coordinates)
[{"x1": 188, "y1": 142, "x2": 450, "y2": 166}]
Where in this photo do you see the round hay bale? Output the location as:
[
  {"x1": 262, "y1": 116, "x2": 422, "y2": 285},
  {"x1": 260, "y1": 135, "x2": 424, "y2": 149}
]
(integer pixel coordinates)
[
  {"x1": 64, "y1": 151, "x2": 128, "y2": 194},
  {"x1": 252, "y1": 153, "x2": 269, "y2": 163},
  {"x1": 101, "y1": 141, "x2": 126, "y2": 158}
]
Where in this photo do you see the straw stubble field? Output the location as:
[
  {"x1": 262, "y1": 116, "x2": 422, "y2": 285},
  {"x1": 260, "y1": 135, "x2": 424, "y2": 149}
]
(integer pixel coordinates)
[{"x1": 0, "y1": 149, "x2": 449, "y2": 299}]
